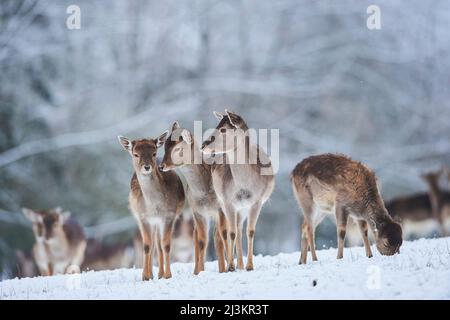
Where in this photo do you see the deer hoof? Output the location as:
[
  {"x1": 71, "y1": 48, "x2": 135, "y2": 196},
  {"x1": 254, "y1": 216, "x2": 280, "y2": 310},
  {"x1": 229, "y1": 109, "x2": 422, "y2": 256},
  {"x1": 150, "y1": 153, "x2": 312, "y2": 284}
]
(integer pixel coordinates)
[{"x1": 246, "y1": 264, "x2": 254, "y2": 271}]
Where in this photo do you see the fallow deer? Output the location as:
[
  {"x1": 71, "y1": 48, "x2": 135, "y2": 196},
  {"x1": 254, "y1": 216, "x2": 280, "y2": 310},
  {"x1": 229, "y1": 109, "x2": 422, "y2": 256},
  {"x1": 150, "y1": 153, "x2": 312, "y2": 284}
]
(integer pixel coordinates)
[
  {"x1": 201, "y1": 110, "x2": 275, "y2": 271},
  {"x1": 291, "y1": 154, "x2": 402, "y2": 264},
  {"x1": 118, "y1": 133, "x2": 185, "y2": 280},
  {"x1": 22, "y1": 207, "x2": 86, "y2": 276},
  {"x1": 421, "y1": 169, "x2": 450, "y2": 236},
  {"x1": 159, "y1": 121, "x2": 229, "y2": 274}
]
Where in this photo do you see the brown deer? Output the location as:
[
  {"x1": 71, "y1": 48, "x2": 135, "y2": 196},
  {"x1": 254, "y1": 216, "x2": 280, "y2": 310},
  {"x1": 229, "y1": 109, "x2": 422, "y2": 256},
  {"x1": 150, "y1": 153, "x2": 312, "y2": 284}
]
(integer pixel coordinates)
[
  {"x1": 159, "y1": 121, "x2": 229, "y2": 274},
  {"x1": 81, "y1": 239, "x2": 134, "y2": 272},
  {"x1": 291, "y1": 154, "x2": 402, "y2": 264},
  {"x1": 22, "y1": 207, "x2": 86, "y2": 276},
  {"x1": 118, "y1": 133, "x2": 185, "y2": 280},
  {"x1": 421, "y1": 169, "x2": 450, "y2": 236},
  {"x1": 201, "y1": 110, "x2": 275, "y2": 271}
]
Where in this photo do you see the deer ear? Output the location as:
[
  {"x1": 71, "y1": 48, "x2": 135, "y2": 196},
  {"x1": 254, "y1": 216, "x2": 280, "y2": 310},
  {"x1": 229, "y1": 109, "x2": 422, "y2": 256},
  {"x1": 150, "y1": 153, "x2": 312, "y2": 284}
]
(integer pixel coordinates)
[
  {"x1": 59, "y1": 211, "x2": 71, "y2": 224},
  {"x1": 22, "y1": 208, "x2": 39, "y2": 223},
  {"x1": 213, "y1": 111, "x2": 224, "y2": 121},
  {"x1": 181, "y1": 129, "x2": 192, "y2": 145},
  {"x1": 156, "y1": 131, "x2": 169, "y2": 148},
  {"x1": 225, "y1": 109, "x2": 242, "y2": 128},
  {"x1": 118, "y1": 136, "x2": 132, "y2": 153},
  {"x1": 172, "y1": 121, "x2": 180, "y2": 132}
]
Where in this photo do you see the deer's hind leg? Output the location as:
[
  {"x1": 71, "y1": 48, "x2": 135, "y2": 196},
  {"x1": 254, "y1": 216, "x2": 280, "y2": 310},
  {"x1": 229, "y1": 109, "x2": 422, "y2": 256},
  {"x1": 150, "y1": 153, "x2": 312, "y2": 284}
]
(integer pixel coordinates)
[
  {"x1": 193, "y1": 212, "x2": 208, "y2": 275},
  {"x1": 236, "y1": 212, "x2": 245, "y2": 270},
  {"x1": 246, "y1": 201, "x2": 262, "y2": 271},
  {"x1": 295, "y1": 186, "x2": 316, "y2": 264}
]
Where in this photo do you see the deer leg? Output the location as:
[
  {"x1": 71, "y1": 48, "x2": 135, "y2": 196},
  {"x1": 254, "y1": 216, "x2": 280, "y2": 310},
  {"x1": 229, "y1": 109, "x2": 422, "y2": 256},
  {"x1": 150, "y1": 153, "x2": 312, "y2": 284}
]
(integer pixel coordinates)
[
  {"x1": 217, "y1": 208, "x2": 230, "y2": 271},
  {"x1": 214, "y1": 224, "x2": 226, "y2": 273},
  {"x1": 224, "y1": 204, "x2": 237, "y2": 272},
  {"x1": 236, "y1": 212, "x2": 245, "y2": 270},
  {"x1": 336, "y1": 205, "x2": 349, "y2": 260},
  {"x1": 138, "y1": 222, "x2": 154, "y2": 281},
  {"x1": 193, "y1": 212, "x2": 208, "y2": 274},
  {"x1": 155, "y1": 228, "x2": 164, "y2": 279},
  {"x1": 357, "y1": 220, "x2": 373, "y2": 258},
  {"x1": 193, "y1": 226, "x2": 200, "y2": 275},
  {"x1": 161, "y1": 219, "x2": 175, "y2": 279},
  {"x1": 246, "y1": 201, "x2": 262, "y2": 271}
]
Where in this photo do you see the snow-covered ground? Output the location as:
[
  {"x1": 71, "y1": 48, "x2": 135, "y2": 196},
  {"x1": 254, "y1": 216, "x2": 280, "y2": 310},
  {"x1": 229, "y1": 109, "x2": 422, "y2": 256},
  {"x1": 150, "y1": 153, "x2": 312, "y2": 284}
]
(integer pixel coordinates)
[{"x1": 1, "y1": 237, "x2": 450, "y2": 300}]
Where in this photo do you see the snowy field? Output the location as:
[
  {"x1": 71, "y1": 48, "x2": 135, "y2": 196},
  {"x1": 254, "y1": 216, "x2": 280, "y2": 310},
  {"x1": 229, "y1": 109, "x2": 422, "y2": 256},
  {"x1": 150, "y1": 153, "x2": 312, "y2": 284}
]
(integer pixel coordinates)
[{"x1": 1, "y1": 237, "x2": 450, "y2": 300}]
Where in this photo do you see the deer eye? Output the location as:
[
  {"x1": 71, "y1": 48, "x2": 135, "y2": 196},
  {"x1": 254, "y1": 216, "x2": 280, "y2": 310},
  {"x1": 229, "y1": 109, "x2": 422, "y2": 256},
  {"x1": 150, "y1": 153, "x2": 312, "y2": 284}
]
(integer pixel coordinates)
[
  {"x1": 133, "y1": 154, "x2": 139, "y2": 158},
  {"x1": 153, "y1": 152, "x2": 156, "y2": 157},
  {"x1": 220, "y1": 128, "x2": 226, "y2": 133}
]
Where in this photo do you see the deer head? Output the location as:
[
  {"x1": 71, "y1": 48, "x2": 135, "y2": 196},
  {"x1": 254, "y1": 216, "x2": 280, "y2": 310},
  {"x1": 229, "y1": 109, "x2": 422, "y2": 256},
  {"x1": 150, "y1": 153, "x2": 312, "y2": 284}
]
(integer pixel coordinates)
[
  {"x1": 201, "y1": 109, "x2": 249, "y2": 155},
  {"x1": 22, "y1": 207, "x2": 71, "y2": 241},
  {"x1": 374, "y1": 217, "x2": 402, "y2": 256},
  {"x1": 118, "y1": 131, "x2": 168, "y2": 176},
  {"x1": 159, "y1": 121, "x2": 194, "y2": 172}
]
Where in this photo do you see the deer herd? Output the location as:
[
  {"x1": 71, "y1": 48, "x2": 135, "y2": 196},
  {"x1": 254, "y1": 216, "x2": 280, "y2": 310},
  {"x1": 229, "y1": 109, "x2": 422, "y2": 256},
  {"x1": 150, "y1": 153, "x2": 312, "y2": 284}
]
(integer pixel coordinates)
[{"x1": 17, "y1": 109, "x2": 450, "y2": 281}]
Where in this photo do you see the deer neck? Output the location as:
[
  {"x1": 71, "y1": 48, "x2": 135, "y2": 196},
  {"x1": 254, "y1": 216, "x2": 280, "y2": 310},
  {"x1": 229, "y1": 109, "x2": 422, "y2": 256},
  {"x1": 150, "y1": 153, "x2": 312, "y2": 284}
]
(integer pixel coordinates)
[
  {"x1": 426, "y1": 179, "x2": 442, "y2": 201},
  {"x1": 367, "y1": 208, "x2": 392, "y2": 235},
  {"x1": 136, "y1": 170, "x2": 164, "y2": 204},
  {"x1": 179, "y1": 142, "x2": 211, "y2": 194},
  {"x1": 225, "y1": 135, "x2": 261, "y2": 179}
]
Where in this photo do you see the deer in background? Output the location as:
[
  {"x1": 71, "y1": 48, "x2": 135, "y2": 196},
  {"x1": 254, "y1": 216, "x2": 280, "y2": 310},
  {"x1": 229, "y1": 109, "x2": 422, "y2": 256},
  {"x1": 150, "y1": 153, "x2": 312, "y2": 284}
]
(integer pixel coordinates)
[
  {"x1": 159, "y1": 121, "x2": 229, "y2": 274},
  {"x1": 118, "y1": 133, "x2": 185, "y2": 280},
  {"x1": 201, "y1": 110, "x2": 275, "y2": 271},
  {"x1": 22, "y1": 207, "x2": 86, "y2": 276},
  {"x1": 291, "y1": 154, "x2": 402, "y2": 264},
  {"x1": 422, "y1": 169, "x2": 450, "y2": 236}
]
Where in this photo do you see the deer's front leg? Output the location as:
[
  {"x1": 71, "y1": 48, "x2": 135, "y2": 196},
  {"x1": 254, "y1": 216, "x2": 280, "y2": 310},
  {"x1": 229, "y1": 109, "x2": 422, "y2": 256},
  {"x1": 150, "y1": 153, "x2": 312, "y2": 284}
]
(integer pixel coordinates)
[
  {"x1": 139, "y1": 222, "x2": 154, "y2": 281},
  {"x1": 335, "y1": 205, "x2": 349, "y2": 260},
  {"x1": 162, "y1": 219, "x2": 175, "y2": 279},
  {"x1": 357, "y1": 220, "x2": 373, "y2": 258}
]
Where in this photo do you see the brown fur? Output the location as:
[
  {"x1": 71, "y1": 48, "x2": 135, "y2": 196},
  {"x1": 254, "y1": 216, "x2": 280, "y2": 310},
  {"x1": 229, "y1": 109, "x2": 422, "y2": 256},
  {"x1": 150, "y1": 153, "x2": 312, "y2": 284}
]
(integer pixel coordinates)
[
  {"x1": 201, "y1": 110, "x2": 275, "y2": 271},
  {"x1": 22, "y1": 207, "x2": 86, "y2": 276},
  {"x1": 119, "y1": 134, "x2": 185, "y2": 280},
  {"x1": 291, "y1": 154, "x2": 402, "y2": 264},
  {"x1": 160, "y1": 121, "x2": 229, "y2": 274}
]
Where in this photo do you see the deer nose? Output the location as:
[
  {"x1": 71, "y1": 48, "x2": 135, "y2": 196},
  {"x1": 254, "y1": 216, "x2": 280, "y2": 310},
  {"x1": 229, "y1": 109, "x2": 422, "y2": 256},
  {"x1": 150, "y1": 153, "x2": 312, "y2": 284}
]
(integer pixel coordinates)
[
  {"x1": 158, "y1": 164, "x2": 165, "y2": 171},
  {"x1": 144, "y1": 165, "x2": 151, "y2": 171}
]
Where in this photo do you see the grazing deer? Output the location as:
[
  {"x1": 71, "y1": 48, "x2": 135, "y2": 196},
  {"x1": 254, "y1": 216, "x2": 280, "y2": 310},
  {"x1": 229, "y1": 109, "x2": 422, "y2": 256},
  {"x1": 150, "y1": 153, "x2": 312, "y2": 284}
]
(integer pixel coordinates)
[
  {"x1": 421, "y1": 169, "x2": 450, "y2": 236},
  {"x1": 118, "y1": 133, "x2": 185, "y2": 280},
  {"x1": 291, "y1": 154, "x2": 402, "y2": 264},
  {"x1": 81, "y1": 239, "x2": 134, "y2": 272},
  {"x1": 159, "y1": 121, "x2": 229, "y2": 274},
  {"x1": 22, "y1": 207, "x2": 86, "y2": 276},
  {"x1": 201, "y1": 110, "x2": 275, "y2": 271}
]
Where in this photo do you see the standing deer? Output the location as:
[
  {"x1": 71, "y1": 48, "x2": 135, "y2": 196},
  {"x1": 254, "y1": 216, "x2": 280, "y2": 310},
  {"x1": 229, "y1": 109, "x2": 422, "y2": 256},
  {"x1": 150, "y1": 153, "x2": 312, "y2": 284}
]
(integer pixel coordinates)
[
  {"x1": 421, "y1": 169, "x2": 450, "y2": 236},
  {"x1": 118, "y1": 133, "x2": 185, "y2": 280},
  {"x1": 159, "y1": 121, "x2": 229, "y2": 274},
  {"x1": 81, "y1": 239, "x2": 134, "y2": 272},
  {"x1": 201, "y1": 110, "x2": 275, "y2": 271},
  {"x1": 291, "y1": 154, "x2": 402, "y2": 264},
  {"x1": 22, "y1": 207, "x2": 86, "y2": 276}
]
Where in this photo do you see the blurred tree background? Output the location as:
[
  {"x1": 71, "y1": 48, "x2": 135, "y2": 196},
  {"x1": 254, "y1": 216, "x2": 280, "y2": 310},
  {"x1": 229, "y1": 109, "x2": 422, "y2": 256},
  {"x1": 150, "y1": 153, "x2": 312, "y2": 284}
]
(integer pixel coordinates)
[{"x1": 1, "y1": 0, "x2": 450, "y2": 278}]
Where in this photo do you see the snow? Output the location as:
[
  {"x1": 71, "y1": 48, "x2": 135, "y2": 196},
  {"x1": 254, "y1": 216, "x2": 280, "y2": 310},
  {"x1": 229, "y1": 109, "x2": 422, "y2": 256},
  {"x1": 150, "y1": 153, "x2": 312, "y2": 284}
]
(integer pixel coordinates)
[{"x1": 1, "y1": 237, "x2": 450, "y2": 300}]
